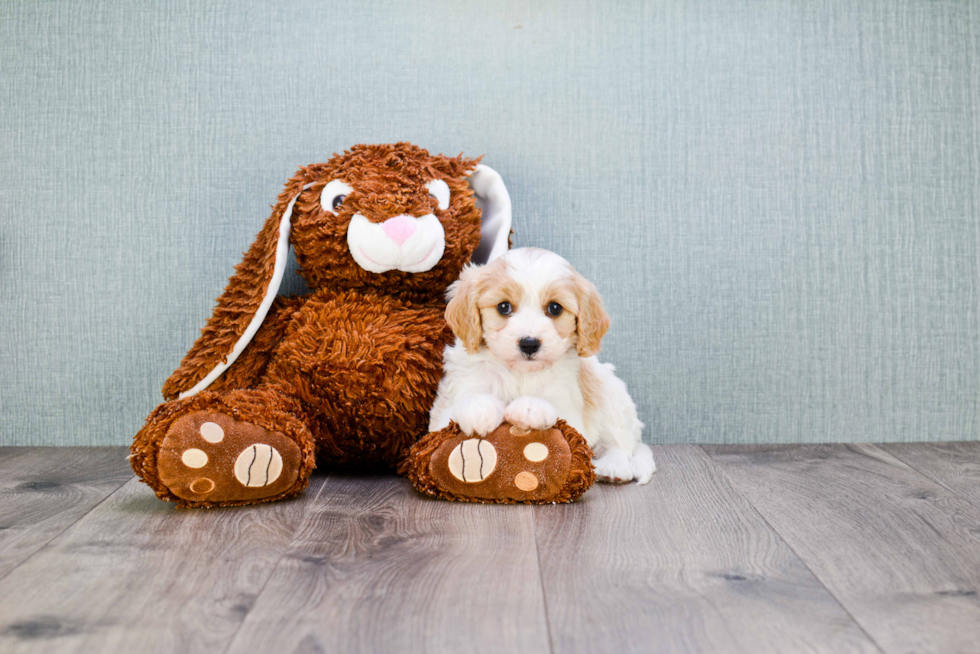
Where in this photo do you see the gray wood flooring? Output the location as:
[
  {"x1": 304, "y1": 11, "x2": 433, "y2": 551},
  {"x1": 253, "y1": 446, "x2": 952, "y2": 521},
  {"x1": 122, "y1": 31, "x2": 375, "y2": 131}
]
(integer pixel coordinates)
[{"x1": 0, "y1": 443, "x2": 978, "y2": 654}]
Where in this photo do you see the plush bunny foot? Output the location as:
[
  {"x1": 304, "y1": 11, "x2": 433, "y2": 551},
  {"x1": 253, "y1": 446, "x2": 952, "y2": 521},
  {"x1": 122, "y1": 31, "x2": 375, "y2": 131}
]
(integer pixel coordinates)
[
  {"x1": 155, "y1": 411, "x2": 307, "y2": 505},
  {"x1": 405, "y1": 419, "x2": 596, "y2": 504},
  {"x1": 131, "y1": 389, "x2": 316, "y2": 507}
]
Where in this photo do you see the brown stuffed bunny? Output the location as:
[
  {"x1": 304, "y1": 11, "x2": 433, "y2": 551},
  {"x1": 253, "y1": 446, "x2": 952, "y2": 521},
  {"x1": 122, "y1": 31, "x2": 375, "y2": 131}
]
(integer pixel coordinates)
[{"x1": 130, "y1": 143, "x2": 512, "y2": 507}]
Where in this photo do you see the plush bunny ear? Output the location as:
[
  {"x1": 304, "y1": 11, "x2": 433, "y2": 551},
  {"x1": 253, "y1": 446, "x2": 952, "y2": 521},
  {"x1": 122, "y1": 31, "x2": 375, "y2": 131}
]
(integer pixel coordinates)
[
  {"x1": 468, "y1": 164, "x2": 512, "y2": 265},
  {"x1": 161, "y1": 178, "x2": 315, "y2": 401}
]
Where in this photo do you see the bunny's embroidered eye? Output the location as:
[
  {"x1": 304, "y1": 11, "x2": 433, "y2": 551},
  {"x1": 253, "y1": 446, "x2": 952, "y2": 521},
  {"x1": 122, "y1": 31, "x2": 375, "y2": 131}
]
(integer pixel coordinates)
[
  {"x1": 321, "y1": 180, "x2": 354, "y2": 215},
  {"x1": 425, "y1": 179, "x2": 450, "y2": 211},
  {"x1": 497, "y1": 301, "x2": 513, "y2": 316}
]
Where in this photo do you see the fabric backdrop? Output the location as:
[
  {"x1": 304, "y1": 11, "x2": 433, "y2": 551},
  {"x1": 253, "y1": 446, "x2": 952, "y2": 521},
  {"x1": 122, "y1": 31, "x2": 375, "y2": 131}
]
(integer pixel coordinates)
[{"x1": 2, "y1": 0, "x2": 977, "y2": 446}]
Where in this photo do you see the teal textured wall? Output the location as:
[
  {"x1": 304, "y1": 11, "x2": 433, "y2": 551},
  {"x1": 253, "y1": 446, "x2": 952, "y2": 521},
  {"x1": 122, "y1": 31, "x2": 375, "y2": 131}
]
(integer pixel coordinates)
[{"x1": 1, "y1": 0, "x2": 978, "y2": 445}]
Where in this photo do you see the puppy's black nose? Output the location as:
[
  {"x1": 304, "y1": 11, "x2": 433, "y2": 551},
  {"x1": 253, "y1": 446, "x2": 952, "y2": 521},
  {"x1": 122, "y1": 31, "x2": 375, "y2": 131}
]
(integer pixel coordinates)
[{"x1": 519, "y1": 337, "x2": 541, "y2": 356}]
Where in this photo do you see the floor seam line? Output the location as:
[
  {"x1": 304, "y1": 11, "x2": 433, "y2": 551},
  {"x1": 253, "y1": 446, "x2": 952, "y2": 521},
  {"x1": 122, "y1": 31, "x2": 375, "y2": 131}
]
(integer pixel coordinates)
[
  {"x1": 0, "y1": 471, "x2": 134, "y2": 586},
  {"x1": 699, "y1": 445, "x2": 889, "y2": 654},
  {"x1": 532, "y1": 508, "x2": 557, "y2": 654},
  {"x1": 873, "y1": 443, "x2": 979, "y2": 505},
  {"x1": 217, "y1": 473, "x2": 331, "y2": 654}
]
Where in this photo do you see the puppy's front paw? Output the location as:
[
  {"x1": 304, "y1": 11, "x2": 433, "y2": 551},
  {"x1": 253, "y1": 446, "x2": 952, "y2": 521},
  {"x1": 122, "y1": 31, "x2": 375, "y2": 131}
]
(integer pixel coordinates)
[
  {"x1": 504, "y1": 397, "x2": 559, "y2": 431},
  {"x1": 453, "y1": 395, "x2": 507, "y2": 436},
  {"x1": 630, "y1": 443, "x2": 657, "y2": 485},
  {"x1": 593, "y1": 450, "x2": 634, "y2": 484}
]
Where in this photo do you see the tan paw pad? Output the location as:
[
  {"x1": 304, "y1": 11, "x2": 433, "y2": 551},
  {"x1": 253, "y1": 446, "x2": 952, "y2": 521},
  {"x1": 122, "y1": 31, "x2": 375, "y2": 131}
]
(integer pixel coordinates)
[
  {"x1": 447, "y1": 438, "x2": 497, "y2": 483},
  {"x1": 189, "y1": 478, "x2": 215, "y2": 494},
  {"x1": 523, "y1": 442, "x2": 548, "y2": 462},
  {"x1": 234, "y1": 444, "x2": 283, "y2": 487},
  {"x1": 199, "y1": 422, "x2": 225, "y2": 443},
  {"x1": 181, "y1": 448, "x2": 208, "y2": 468},
  {"x1": 514, "y1": 471, "x2": 539, "y2": 491}
]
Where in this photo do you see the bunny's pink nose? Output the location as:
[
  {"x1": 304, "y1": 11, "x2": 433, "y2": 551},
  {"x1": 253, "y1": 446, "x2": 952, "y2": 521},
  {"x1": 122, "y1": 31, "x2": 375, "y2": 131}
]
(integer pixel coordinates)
[{"x1": 380, "y1": 214, "x2": 417, "y2": 246}]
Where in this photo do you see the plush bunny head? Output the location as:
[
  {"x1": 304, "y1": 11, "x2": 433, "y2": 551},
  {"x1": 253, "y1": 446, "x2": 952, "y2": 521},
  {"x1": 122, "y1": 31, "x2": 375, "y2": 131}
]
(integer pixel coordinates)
[
  {"x1": 286, "y1": 143, "x2": 509, "y2": 294},
  {"x1": 168, "y1": 142, "x2": 512, "y2": 400}
]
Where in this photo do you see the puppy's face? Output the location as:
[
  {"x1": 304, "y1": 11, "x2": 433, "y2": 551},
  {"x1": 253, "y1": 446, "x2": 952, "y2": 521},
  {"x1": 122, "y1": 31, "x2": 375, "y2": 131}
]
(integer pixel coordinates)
[{"x1": 446, "y1": 248, "x2": 610, "y2": 372}]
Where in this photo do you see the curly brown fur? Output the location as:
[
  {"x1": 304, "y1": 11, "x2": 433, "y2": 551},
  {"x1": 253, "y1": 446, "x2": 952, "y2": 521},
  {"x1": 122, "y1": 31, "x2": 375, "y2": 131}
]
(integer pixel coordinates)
[
  {"x1": 404, "y1": 419, "x2": 596, "y2": 504},
  {"x1": 162, "y1": 144, "x2": 482, "y2": 399},
  {"x1": 132, "y1": 143, "x2": 487, "y2": 506}
]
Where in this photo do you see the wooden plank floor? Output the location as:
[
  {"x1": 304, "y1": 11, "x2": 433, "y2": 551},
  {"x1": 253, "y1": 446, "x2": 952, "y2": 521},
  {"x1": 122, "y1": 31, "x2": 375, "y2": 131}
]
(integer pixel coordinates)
[
  {"x1": 705, "y1": 444, "x2": 980, "y2": 654},
  {"x1": 0, "y1": 444, "x2": 977, "y2": 654}
]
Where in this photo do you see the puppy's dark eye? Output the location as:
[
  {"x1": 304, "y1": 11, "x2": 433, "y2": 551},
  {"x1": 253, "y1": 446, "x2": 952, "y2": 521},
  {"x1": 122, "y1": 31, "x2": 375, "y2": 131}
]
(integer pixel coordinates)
[
  {"x1": 332, "y1": 195, "x2": 346, "y2": 210},
  {"x1": 496, "y1": 301, "x2": 513, "y2": 316},
  {"x1": 547, "y1": 302, "x2": 563, "y2": 317}
]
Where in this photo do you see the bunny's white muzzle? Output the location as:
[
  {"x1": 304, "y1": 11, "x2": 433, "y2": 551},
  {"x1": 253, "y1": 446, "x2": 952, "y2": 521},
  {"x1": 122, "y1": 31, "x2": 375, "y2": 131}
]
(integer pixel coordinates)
[{"x1": 347, "y1": 213, "x2": 445, "y2": 273}]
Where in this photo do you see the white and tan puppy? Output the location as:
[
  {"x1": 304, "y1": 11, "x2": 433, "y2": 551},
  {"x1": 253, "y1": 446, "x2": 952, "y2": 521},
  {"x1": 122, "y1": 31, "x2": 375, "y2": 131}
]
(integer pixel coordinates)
[{"x1": 429, "y1": 247, "x2": 656, "y2": 484}]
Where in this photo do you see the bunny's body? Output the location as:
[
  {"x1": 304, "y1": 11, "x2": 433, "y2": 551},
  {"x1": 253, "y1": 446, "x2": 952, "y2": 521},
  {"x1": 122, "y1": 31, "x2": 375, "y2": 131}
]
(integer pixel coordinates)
[
  {"x1": 131, "y1": 144, "x2": 512, "y2": 506},
  {"x1": 241, "y1": 288, "x2": 452, "y2": 468}
]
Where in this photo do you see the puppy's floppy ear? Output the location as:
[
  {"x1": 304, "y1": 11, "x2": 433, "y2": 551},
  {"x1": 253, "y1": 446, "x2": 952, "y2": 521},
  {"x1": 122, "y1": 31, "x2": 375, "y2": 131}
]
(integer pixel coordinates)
[
  {"x1": 572, "y1": 272, "x2": 610, "y2": 357},
  {"x1": 162, "y1": 170, "x2": 314, "y2": 400},
  {"x1": 445, "y1": 265, "x2": 485, "y2": 354}
]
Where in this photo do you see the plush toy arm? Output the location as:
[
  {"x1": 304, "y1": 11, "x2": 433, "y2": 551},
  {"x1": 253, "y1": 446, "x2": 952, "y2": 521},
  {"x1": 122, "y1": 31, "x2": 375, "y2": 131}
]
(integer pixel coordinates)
[{"x1": 162, "y1": 294, "x2": 306, "y2": 401}]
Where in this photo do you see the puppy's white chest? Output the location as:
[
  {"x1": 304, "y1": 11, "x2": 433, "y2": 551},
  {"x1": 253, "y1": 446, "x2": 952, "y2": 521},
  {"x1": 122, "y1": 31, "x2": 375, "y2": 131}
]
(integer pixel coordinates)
[{"x1": 505, "y1": 361, "x2": 586, "y2": 434}]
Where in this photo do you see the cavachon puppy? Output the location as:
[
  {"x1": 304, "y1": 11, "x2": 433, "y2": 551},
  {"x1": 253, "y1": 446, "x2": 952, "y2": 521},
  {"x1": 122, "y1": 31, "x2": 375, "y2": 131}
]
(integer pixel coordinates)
[
  {"x1": 130, "y1": 143, "x2": 512, "y2": 507},
  {"x1": 428, "y1": 248, "x2": 656, "y2": 484}
]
